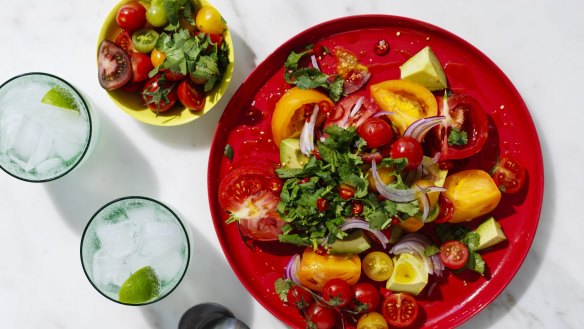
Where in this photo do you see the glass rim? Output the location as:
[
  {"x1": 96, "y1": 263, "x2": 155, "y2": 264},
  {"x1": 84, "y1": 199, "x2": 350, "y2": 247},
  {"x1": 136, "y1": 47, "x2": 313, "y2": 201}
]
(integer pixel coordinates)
[
  {"x1": 80, "y1": 195, "x2": 191, "y2": 306},
  {"x1": 0, "y1": 72, "x2": 93, "y2": 183}
]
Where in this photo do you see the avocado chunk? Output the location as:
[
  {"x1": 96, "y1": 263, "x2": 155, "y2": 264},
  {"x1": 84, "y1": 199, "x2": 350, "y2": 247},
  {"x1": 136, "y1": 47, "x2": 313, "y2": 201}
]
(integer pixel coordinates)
[
  {"x1": 474, "y1": 217, "x2": 507, "y2": 250},
  {"x1": 280, "y1": 138, "x2": 309, "y2": 169},
  {"x1": 329, "y1": 230, "x2": 372, "y2": 255},
  {"x1": 400, "y1": 46, "x2": 447, "y2": 91},
  {"x1": 386, "y1": 253, "x2": 428, "y2": 295}
]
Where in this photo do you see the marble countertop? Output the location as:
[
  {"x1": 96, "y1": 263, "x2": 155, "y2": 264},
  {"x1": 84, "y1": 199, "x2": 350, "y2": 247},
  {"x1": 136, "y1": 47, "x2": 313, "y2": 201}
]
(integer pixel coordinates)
[{"x1": 0, "y1": 0, "x2": 582, "y2": 328}]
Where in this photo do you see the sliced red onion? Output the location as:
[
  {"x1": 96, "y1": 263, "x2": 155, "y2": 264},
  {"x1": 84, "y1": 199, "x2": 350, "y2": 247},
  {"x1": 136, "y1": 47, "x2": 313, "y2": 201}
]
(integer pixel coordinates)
[
  {"x1": 340, "y1": 218, "x2": 389, "y2": 249},
  {"x1": 372, "y1": 111, "x2": 394, "y2": 118},
  {"x1": 390, "y1": 233, "x2": 444, "y2": 277},
  {"x1": 349, "y1": 96, "x2": 364, "y2": 117},
  {"x1": 285, "y1": 254, "x2": 301, "y2": 284},
  {"x1": 371, "y1": 160, "x2": 422, "y2": 202},
  {"x1": 416, "y1": 185, "x2": 431, "y2": 222},
  {"x1": 299, "y1": 104, "x2": 319, "y2": 156},
  {"x1": 311, "y1": 55, "x2": 321, "y2": 71},
  {"x1": 404, "y1": 116, "x2": 447, "y2": 142},
  {"x1": 431, "y1": 254, "x2": 444, "y2": 277}
]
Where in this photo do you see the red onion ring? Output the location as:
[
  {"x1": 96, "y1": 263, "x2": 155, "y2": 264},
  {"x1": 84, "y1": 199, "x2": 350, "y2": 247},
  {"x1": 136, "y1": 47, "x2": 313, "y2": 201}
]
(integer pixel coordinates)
[
  {"x1": 404, "y1": 116, "x2": 447, "y2": 142},
  {"x1": 299, "y1": 104, "x2": 319, "y2": 156},
  {"x1": 340, "y1": 218, "x2": 389, "y2": 249},
  {"x1": 390, "y1": 233, "x2": 444, "y2": 277},
  {"x1": 349, "y1": 96, "x2": 365, "y2": 117},
  {"x1": 285, "y1": 254, "x2": 301, "y2": 284}
]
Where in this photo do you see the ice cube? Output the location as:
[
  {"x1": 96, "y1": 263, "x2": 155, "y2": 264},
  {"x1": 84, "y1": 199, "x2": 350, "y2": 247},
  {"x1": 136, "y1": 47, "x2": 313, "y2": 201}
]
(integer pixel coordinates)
[
  {"x1": 91, "y1": 249, "x2": 133, "y2": 288},
  {"x1": 95, "y1": 221, "x2": 139, "y2": 258},
  {"x1": 137, "y1": 220, "x2": 184, "y2": 257},
  {"x1": 150, "y1": 247, "x2": 187, "y2": 282},
  {"x1": 35, "y1": 157, "x2": 64, "y2": 175},
  {"x1": 52, "y1": 133, "x2": 83, "y2": 162},
  {"x1": 45, "y1": 103, "x2": 87, "y2": 143},
  {"x1": 125, "y1": 205, "x2": 160, "y2": 226},
  {"x1": 8, "y1": 117, "x2": 44, "y2": 171},
  {"x1": 0, "y1": 108, "x2": 24, "y2": 154}
]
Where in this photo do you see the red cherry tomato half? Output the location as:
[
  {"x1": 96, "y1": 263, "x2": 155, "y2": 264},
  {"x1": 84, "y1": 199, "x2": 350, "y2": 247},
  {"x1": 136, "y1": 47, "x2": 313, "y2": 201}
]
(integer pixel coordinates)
[
  {"x1": 436, "y1": 94, "x2": 489, "y2": 161},
  {"x1": 306, "y1": 303, "x2": 337, "y2": 329},
  {"x1": 390, "y1": 136, "x2": 423, "y2": 171},
  {"x1": 286, "y1": 286, "x2": 314, "y2": 311},
  {"x1": 130, "y1": 52, "x2": 154, "y2": 83},
  {"x1": 141, "y1": 75, "x2": 178, "y2": 113},
  {"x1": 217, "y1": 164, "x2": 284, "y2": 241},
  {"x1": 357, "y1": 117, "x2": 393, "y2": 149},
  {"x1": 433, "y1": 194, "x2": 454, "y2": 224},
  {"x1": 322, "y1": 278, "x2": 353, "y2": 308},
  {"x1": 114, "y1": 30, "x2": 136, "y2": 54},
  {"x1": 353, "y1": 282, "x2": 381, "y2": 313},
  {"x1": 116, "y1": 2, "x2": 147, "y2": 32},
  {"x1": 381, "y1": 293, "x2": 419, "y2": 328},
  {"x1": 491, "y1": 156, "x2": 527, "y2": 193},
  {"x1": 177, "y1": 79, "x2": 206, "y2": 111},
  {"x1": 338, "y1": 184, "x2": 356, "y2": 200},
  {"x1": 439, "y1": 240, "x2": 469, "y2": 270}
]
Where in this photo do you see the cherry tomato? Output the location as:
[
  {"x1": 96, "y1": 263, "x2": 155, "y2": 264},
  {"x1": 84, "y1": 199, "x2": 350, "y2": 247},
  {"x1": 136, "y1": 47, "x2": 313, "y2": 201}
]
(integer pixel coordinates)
[
  {"x1": 196, "y1": 6, "x2": 227, "y2": 35},
  {"x1": 177, "y1": 79, "x2": 206, "y2": 111},
  {"x1": 381, "y1": 293, "x2": 419, "y2": 328},
  {"x1": 130, "y1": 52, "x2": 154, "y2": 83},
  {"x1": 161, "y1": 69, "x2": 186, "y2": 81},
  {"x1": 195, "y1": 32, "x2": 224, "y2": 47},
  {"x1": 436, "y1": 94, "x2": 489, "y2": 161},
  {"x1": 146, "y1": 4, "x2": 168, "y2": 27},
  {"x1": 217, "y1": 164, "x2": 284, "y2": 241},
  {"x1": 353, "y1": 283, "x2": 380, "y2": 313},
  {"x1": 362, "y1": 251, "x2": 393, "y2": 282},
  {"x1": 357, "y1": 312, "x2": 388, "y2": 329},
  {"x1": 114, "y1": 30, "x2": 136, "y2": 54},
  {"x1": 305, "y1": 303, "x2": 337, "y2": 329},
  {"x1": 351, "y1": 200, "x2": 363, "y2": 215},
  {"x1": 97, "y1": 40, "x2": 132, "y2": 90},
  {"x1": 357, "y1": 117, "x2": 393, "y2": 149},
  {"x1": 115, "y1": 2, "x2": 146, "y2": 32},
  {"x1": 151, "y1": 49, "x2": 166, "y2": 67},
  {"x1": 339, "y1": 184, "x2": 356, "y2": 200},
  {"x1": 433, "y1": 194, "x2": 454, "y2": 224},
  {"x1": 286, "y1": 286, "x2": 314, "y2": 311},
  {"x1": 439, "y1": 240, "x2": 469, "y2": 270},
  {"x1": 322, "y1": 278, "x2": 353, "y2": 308},
  {"x1": 131, "y1": 28, "x2": 159, "y2": 54},
  {"x1": 316, "y1": 197, "x2": 329, "y2": 212},
  {"x1": 141, "y1": 75, "x2": 178, "y2": 113},
  {"x1": 390, "y1": 137, "x2": 423, "y2": 171},
  {"x1": 491, "y1": 156, "x2": 527, "y2": 194}
]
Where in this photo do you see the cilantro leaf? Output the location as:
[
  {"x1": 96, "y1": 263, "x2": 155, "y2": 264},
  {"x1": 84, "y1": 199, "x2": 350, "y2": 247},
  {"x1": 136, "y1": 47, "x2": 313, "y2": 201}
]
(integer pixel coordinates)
[
  {"x1": 224, "y1": 144, "x2": 234, "y2": 161},
  {"x1": 274, "y1": 278, "x2": 292, "y2": 302},
  {"x1": 448, "y1": 128, "x2": 468, "y2": 146}
]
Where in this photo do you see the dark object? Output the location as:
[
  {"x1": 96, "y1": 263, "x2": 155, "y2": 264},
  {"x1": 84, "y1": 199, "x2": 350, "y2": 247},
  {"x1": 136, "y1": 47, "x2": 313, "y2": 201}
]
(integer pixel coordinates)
[{"x1": 179, "y1": 303, "x2": 250, "y2": 329}]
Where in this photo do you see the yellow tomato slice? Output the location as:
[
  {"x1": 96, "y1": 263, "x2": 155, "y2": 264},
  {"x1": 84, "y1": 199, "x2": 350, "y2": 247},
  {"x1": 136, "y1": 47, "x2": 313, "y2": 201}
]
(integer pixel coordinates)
[
  {"x1": 271, "y1": 87, "x2": 333, "y2": 147},
  {"x1": 362, "y1": 251, "x2": 394, "y2": 281},
  {"x1": 370, "y1": 80, "x2": 437, "y2": 134},
  {"x1": 443, "y1": 169, "x2": 501, "y2": 223},
  {"x1": 296, "y1": 247, "x2": 361, "y2": 291}
]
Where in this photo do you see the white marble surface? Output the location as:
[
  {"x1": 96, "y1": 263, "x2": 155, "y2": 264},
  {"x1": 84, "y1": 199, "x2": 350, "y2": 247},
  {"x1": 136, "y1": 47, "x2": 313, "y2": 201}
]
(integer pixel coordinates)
[{"x1": 0, "y1": 0, "x2": 582, "y2": 328}]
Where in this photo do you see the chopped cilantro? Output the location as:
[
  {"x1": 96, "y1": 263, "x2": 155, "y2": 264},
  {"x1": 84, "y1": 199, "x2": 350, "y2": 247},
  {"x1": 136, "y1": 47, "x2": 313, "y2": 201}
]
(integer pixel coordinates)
[
  {"x1": 224, "y1": 144, "x2": 234, "y2": 161},
  {"x1": 284, "y1": 49, "x2": 344, "y2": 101},
  {"x1": 435, "y1": 223, "x2": 487, "y2": 275},
  {"x1": 448, "y1": 128, "x2": 468, "y2": 146}
]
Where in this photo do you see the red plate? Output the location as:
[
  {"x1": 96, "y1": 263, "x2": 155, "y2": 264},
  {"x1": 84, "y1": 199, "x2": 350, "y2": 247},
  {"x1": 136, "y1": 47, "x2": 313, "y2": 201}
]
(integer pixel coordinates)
[{"x1": 207, "y1": 15, "x2": 543, "y2": 328}]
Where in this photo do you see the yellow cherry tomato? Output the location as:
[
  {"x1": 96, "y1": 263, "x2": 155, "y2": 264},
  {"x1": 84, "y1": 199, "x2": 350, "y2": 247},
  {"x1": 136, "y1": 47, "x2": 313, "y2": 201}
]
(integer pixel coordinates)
[
  {"x1": 370, "y1": 80, "x2": 437, "y2": 135},
  {"x1": 357, "y1": 312, "x2": 388, "y2": 329},
  {"x1": 150, "y1": 49, "x2": 166, "y2": 67},
  {"x1": 271, "y1": 87, "x2": 334, "y2": 147},
  {"x1": 362, "y1": 251, "x2": 394, "y2": 282},
  {"x1": 443, "y1": 169, "x2": 501, "y2": 223},
  {"x1": 296, "y1": 247, "x2": 361, "y2": 292},
  {"x1": 195, "y1": 6, "x2": 227, "y2": 35}
]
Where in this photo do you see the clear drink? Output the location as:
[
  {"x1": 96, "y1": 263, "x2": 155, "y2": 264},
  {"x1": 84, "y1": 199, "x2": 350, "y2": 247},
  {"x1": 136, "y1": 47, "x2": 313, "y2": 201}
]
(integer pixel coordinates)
[
  {"x1": 0, "y1": 72, "x2": 95, "y2": 182},
  {"x1": 81, "y1": 196, "x2": 191, "y2": 305}
]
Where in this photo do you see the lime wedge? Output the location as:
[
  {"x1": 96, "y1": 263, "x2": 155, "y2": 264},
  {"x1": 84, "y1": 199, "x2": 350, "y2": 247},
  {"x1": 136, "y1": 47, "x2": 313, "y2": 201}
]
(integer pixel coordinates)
[
  {"x1": 41, "y1": 86, "x2": 79, "y2": 112},
  {"x1": 118, "y1": 266, "x2": 161, "y2": 304}
]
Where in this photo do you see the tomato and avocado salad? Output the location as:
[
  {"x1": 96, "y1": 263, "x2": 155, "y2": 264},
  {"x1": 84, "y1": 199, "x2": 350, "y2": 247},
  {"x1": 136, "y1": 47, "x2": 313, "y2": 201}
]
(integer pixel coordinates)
[
  {"x1": 97, "y1": 0, "x2": 230, "y2": 114},
  {"x1": 215, "y1": 28, "x2": 529, "y2": 329}
]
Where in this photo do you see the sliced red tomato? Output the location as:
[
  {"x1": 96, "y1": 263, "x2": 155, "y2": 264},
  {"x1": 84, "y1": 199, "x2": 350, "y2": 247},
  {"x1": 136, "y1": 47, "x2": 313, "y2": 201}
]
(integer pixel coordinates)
[
  {"x1": 436, "y1": 94, "x2": 489, "y2": 161},
  {"x1": 433, "y1": 194, "x2": 454, "y2": 224},
  {"x1": 218, "y1": 165, "x2": 284, "y2": 241},
  {"x1": 177, "y1": 79, "x2": 206, "y2": 111},
  {"x1": 324, "y1": 92, "x2": 379, "y2": 129},
  {"x1": 114, "y1": 30, "x2": 136, "y2": 54},
  {"x1": 491, "y1": 155, "x2": 527, "y2": 193},
  {"x1": 381, "y1": 293, "x2": 419, "y2": 328},
  {"x1": 439, "y1": 240, "x2": 469, "y2": 270}
]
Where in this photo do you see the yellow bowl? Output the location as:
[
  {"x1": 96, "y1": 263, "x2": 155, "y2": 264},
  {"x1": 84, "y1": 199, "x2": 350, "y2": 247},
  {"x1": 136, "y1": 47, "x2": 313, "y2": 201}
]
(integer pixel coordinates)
[{"x1": 97, "y1": 0, "x2": 234, "y2": 126}]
